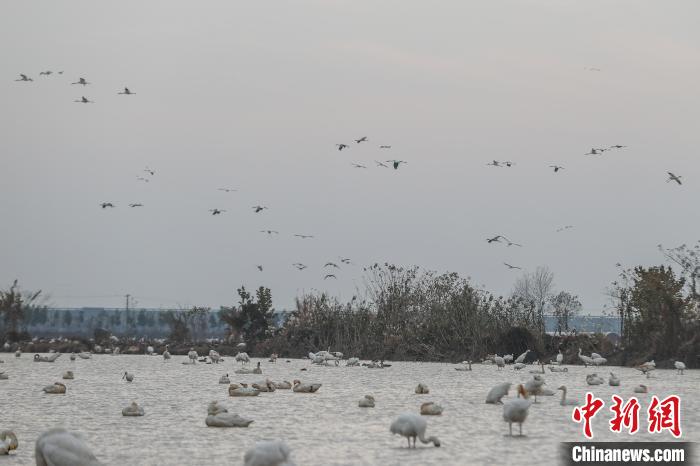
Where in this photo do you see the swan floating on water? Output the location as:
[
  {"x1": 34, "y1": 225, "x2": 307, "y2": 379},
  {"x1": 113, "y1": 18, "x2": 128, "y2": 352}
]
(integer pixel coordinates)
[
  {"x1": 219, "y1": 374, "x2": 231, "y2": 384},
  {"x1": 244, "y1": 440, "x2": 295, "y2": 466},
  {"x1": 292, "y1": 380, "x2": 321, "y2": 393},
  {"x1": 122, "y1": 401, "x2": 145, "y2": 416},
  {"x1": 273, "y1": 380, "x2": 292, "y2": 390},
  {"x1": 455, "y1": 360, "x2": 472, "y2": 371},
  {"x1": 346, "y1": 357, "x2": 360, "y2": 366},
  {"x1": 252, "y1": 380, "x2": 276, "y2": 392},
  {"x1": 63, "y1": 371, "x2": 74, "y2": 380},
  {"x1": 549, "y1": 366, "x2": 568, "y2": 373},
  {"x1": 557, "y1": 386, "x2": 579, "y2": 406},
  {"x1": 122, "y1": 372, "x2": 134, "y2": 382},
  {"x1": 253, "y1": 362, "x2": 263, "y2": 374},
  {"x1": 0, "y1": 430, "x2": 18, "y2": 455},
  {"x1": 34, "y1": 353, "x2": 61, "y2": 363},
  {"x1": 634, "y1": 384, "x2": 648, "y2": 394},
  {"x1": 578, "y1": 348, "x2": 594, "y2": 367},
  {"x1": 414, "y1": 383, "x2": 429, "y2": 394},
  {"x1": 205, "y1": 401, "x2": 253, "y2": 427},
  {"x1": 420, "y1": 402, "x2": 443, "y2": 415},
  {"x1": 229, "y1": 384, "x2": 261, "y2": 397},
  {"x1": 390, "y1": 413, "x2": 441, "y2": 448},
  {"x1": 358, "y1": 395, "x2": 375, "y2": 408},
  {"x1": 485, "y1": 382, "x2": 511, "y2": 404},
  {"x1": 586, "y1": 373, "x2": 604, "y2": 385},
  {"x1": 35, "y1": 428, "x2": 101, "y2": 466},
  {"x1": 78, "y1": 352, "x2": 91, "y2": 360},
  {"x1": 609, "y1": 372, "x2": 620, "y2": 386},
  {"x1": 43, "y1": 382, "x2": 67, "y2": 394},
  {"x1": 503, "y1": 384, "x2": 531, "y2": 436}
]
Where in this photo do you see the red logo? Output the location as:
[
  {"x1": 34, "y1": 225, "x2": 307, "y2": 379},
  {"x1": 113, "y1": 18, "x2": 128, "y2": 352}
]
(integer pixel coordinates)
[
  {"x1": 572, "y1": 393, "x2": 605, "y2": 439},
  {"x1": 609, "y1": 395, "x2": 640, "y2": 434},
  {"x1": 648, "y1": 395, "x2": 681, "y2": 438}
]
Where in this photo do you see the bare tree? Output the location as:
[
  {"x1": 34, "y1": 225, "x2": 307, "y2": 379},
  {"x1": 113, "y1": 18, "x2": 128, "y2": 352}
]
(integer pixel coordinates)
[
  {"x1": 549, "y1": 291, "x2": 582, "y2": 333},
  {"x1": 511, "y1": 266, "x2": 554, "y2": 337},
  {"x1": 659, "y1": 242, "x2": 700, "y2": 300},
  {"x1": 1, "y1": 280, "x2": 45, "y2": 341}
]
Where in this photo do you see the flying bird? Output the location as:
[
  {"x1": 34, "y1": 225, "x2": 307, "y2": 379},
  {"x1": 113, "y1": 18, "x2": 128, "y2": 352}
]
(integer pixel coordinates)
[
  {"x1": 15, "y1": 74, "x2": 33, "y2": 82},
  {"x1": 487, "y1": 235, "x2": 506, "y2": 244},
  {"x1": 324, "y1": 274, "x2": 337, "y2": 280},
  {"x1": 74, "y1": 96, "x2": 93, "y2": 103},
  {"x1": 667, "y1": 172, "x2": 682, "y2": 185},
  {"x1": 375, "y1": 161, "x2": 389, "y2": 168},
  {"x1": 293, "y1": 263, "x2": 307, "y2": 270},
  {"x1": 339, "y1": 258, "x2": 352, "y2": 265},
  {"x1": 379, "y1": 145, "x2": 392, "y2": 149},
  {"x1": 355, "y1": 136, "x2": 368, "y2": 144},
  {"x1": 336, "y1": 144, "x2": 349, "y2": 151},
  {"x1": 39, "y1": 71, "x2": 53, "y2": 76},
  {"x1": 487, "y1": 160, "x2": 501, "y2": 167},
  {"x1": 504, "y1": 263, "x2": 522, "y2": 270},
  {"x1": 351, "y1": 163, "x2": 367, "y2": 168},
  {"x1": 386, "y1": 160, "x2": 407, "y2": 170},
  {"x1": 71, "y1": 77, "x2": 89, "y2": 85},
  {"x1": 136, "y1": 177, "x2": 149, "y2": 182},
  {"x1": 209, "y1": 209, "x2": 226, "y2": 215},
  {"x1": 118, "y1": 87, "x2": 134, "y2": 95},
  {"x1": 218, "y1": 187, "x2": 237, "y2": 192},
  {"x1": 550, "y1": 165, "x2": 564, "y2": 173},
  {"x1": 584, "y1": 148, "x2": 605, "y2": 155},
  {"x1": 586, "y1": 67, "x2": 602, "y2": 71},
  {"x1": 556, "y1": 225, "x2": 574, "y2": 232},
  {"x1": 100, "y1": 202, "x2": 115, "y2": 209},
  {"x1": 252, "y1": 205, "x2": 268, "y2": 213},
  {"x1": 144, "y1": 167, "x2": 155, "y2": 176},
  {"x1": 294, "y1": 234, "x2": 314, "y2": 239},
  {"x1": 257, "y1": 265, "x2": 263, "y2": 271},
  {"x1": 506, "y1": 241, "x2": 522, "y2": 247},
  {"x1": 609, "y1": 145, "x2": 627, "y2": 149},
  {"x1": 503, "y1": 161, "x2": 515, "y2": 167},
  {"x1": 129, "y1": 203, "x2": 143, "y2": 208},
  {"x1": 324, "y1": 262, "x2": 340, "y2": 269},
  {"x1": 260, "y1": 230, "x2": 278, "y2": 235}
]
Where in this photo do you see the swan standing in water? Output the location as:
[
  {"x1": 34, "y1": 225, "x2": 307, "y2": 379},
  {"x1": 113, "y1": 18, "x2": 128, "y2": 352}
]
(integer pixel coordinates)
[
  {"x1": 43, "y1": 382, "x2": 67, "y2": 394},
  {"x1": 122, "y1": 372, "x2": 134, "y2": 382},
  {"x1": 609, "y1": 372, "x2": 620, "y2": 386},
  {"x1": 557, "y1": 386, "x2": 579, "y2": 406},
  {"x1": 209, "y1": 350, "x2": 221, "y2": 363},
  {"x1": 188, "y1": 349, "x2": 198, "y2": 364},
  {"x1": 163, "y1": 346, "x2": 171, "y2": 360},
  {"x1": 674, "y1": 361, "x2": 686, "y2": 375},
  {"x1": 390, "y1": 413, "x2": 441, "y2": 448},
  {"x1": 420, "y1": 402, "x2": 444, "y2": 415},
  {"x1": 359, "y1": 395, "x2": 375, "y2": 408},
  {"x1": 503, "y1": 384, "x2": 532, "y2": 436},
  {"x1": 0, "y1": 430, "x2": 18, "y2": 455},
  {"x1": 205, "y1": 401, "x2": 254, "y2": 427},
  {"x1": 122, "y1": 401, "x2": 145, "y2": 416},
  {"x1": 35, "y1": 428, "x2": 101, "y2": 466},
  {"x1": 486, "y1": 382, "x2": 511, "y2": 404},
  {"x1": 414, "y1": 383, "x2": 429, "y2": 394},
  {"x1": 244, "y1": 440, "x2": 295, "y2": 466},
  {"x1": 556, "y1": 350, "x2": 564, "y2": 365},
  {"x1": 62, "y1": 371, "x2": 74, "y2": 380},
  {"x1": 292, "y1": 380, "x2": 322, "y2": 393}
]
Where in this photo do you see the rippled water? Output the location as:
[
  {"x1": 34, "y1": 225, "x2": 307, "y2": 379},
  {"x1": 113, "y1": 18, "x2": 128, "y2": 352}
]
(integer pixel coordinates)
[{"x1": 0, "y1": 354, "x2": 697, "y2": 465}]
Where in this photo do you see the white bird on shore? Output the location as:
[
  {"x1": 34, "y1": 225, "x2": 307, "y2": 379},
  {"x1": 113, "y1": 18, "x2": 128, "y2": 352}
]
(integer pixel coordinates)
[
  {"x1": 503, "y1": 354, "x2": 513, "y2": 363},
  {"x1": 557, "y1": 386, "x2": 579, "y2": 406},
  {"x1": 35, "y1": 428, "x2": 101, "y2": 466},
  {"x1": 609, "y1": 372, "x2": 620, "y2": 386},
  {"x1": 515, "y1": 350, "x2": 530, "y2": 364},
  {"x1": 293, "y1": 380, "x2": 322, "y2": 393},
  {"x1": 235, "y1": 352, "x2": 250, "y2": 365},
  {"x1": 578, "y1": 348, "x2": 594, "y2": 367},
  {"x1": 513, "y1": 362, "x2": 526, "y2": 370},
  {"x1": 674, "y1": 361, "x2": 686, "y2": 375},
  {"x1": 188, "y1": 349, "x2": 198, "y2": 364},
  {"x1": 163, "y1": 346, "x2": 171, "y2": 360},
  {"x1": 494, "y1": 355, "x2": 505, "y2": 369},
  {"x1": 503, "y1": 384, "x2": 531, "y2": 436},
  {"x1": 273, "y1": 381, "x2": 292, "y2": 390},
  {"x1": 485, "y1": 382, "x2": 511, "y2": 404},
  {"x1": 420, "y1": 402, "x2": 443, "y2": 415},
  {"x1": 524, "y1": 375, "x2": 545, "y2": 402},
  {"x1": 359, "y1": 395, "x2": 375, "y2": 408},
  {"x1": 556, "y1": 350, "x2": 564, "y2": 365},
  {"x1": 455, "y1": 361, "x2": 472, "y2": 371},
  {"x1": 415, "y1": 383, "x2": 429, "y2": 394},
  {"x1": 346, "y1": 357, "x2": 360, "y2": 366},
  {"x1": 244, "y1": 440, "x2": 295, "y2": 466},
  {"x1": 209, "y1": 350, "x2": 221, "y2": 364},
  {"x1": 390, "y1": 413, "x2": 441, "y2": 448},
  {"x1": 0, "y1": 430, "x2": 18, "y2": 455},
  {"x1": 122, "y1": 401, "x2": 145, "y2": 416},
  {"x1": 62, "y1": 371, "x2": 74, "y2": 380}
]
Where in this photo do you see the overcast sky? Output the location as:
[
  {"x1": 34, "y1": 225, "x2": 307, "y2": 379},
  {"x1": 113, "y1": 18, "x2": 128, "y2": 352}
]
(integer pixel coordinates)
[{"x1": 2, "y1": 0, "x2": 699, "y2": 313}]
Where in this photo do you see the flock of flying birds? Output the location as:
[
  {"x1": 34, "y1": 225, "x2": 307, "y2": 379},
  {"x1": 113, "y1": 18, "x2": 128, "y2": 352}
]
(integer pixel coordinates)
[{"x1": 14, "y1": 70, "x2": 687, "y2": 277}]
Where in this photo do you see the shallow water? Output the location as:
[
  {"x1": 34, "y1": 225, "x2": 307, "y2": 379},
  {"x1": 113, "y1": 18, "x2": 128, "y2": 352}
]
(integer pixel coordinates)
[{"x1": 0, "y1": 354, "x2": 697, "y2": 465}]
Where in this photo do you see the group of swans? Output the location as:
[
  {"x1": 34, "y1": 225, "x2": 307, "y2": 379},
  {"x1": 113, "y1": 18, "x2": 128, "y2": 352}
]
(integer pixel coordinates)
[
  {"x1": 414, "y1": 383, "x2": 429, "y2": 394},
  {"x1": 578, "y1": 348, "x2": 607, "y2": 366},
  {"x1": 0, "y1": 431, "x2": 18, "y2": 455},
  {"x1": 205, "y1": 401, "x2": 253, "y2": 427}
]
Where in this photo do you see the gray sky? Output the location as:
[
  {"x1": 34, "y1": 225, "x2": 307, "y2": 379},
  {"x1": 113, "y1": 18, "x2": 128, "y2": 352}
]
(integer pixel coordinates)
[{"x1": 2, "y1": 0, "x2": 699, "y2": 312}]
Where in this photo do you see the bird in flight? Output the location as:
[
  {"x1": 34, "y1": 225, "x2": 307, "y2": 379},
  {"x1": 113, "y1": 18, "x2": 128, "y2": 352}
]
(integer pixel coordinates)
[
  {"x1": 15, "y1": 74, "x2": 33, "y2": 82},
  {"x1": 100, "y1": 202, "x2": 115, "y2": 209},
  {"x1": 71, "y1": 77, "x2": 90, "y2": 86},
  {"x1": 257, "y1": 265, "x2": 263, "y2": 272},
  {"x1": 667, "y1": 172, "x2": 682, "y2": 185},
  {"x1": 324, "y1": 262, "x2": 340, "y2": 269},
  {"x1": 218, "y1": 187, "x2": 237, "y2": 193},
  {"x1": 74, "y1": 96, "x2": 94, "y2": 103},
  {"x1": 336, "y1": 144, "x2": 348, "y2": 151},
  {"x1": 379, "y1": 145, "x2": 392, "y2": 149},
  {"x1": 293, "y1": 263, "x2": 307, "y2": 270},
  {"x1": 351, "y1": 163, "x2": 367, "y2": 169},
  {"x1": 386, "y1": 160, "x2": 407, "y2": 170},
  {"x1": 506, "y1": 241, "x2": 522, "y2": 247},
  {"x1": 609, "y1": 145, "x2": 627, "y2": 149},
  {"x1": 504, "y1": 263, "x2": 522, "y2": 270},
  {"x1": 118, "y1": 87, "x2": 134, "y2": 95},
  {"x1": 556, "y1": 225, "x2": 574, "y2": 232},
  {"x1": 503, "y1": 161, "x2": 515, "y2": 167},
  {"x1": 375, "y1": 161, "x2": 389, "y2": 168},
  {"x1": 209, "y1": 209, "x2": 226, "y2": 215},
  {"x1": 584, "y1": 148, "x2": 606, "y2": 155},
  {"x1": 550, "y1": 165, "x2": 564, "y2": 173},
  {"x1": 486, "y1": 160, "x2": 502, "y2": 167},
  {"x1": 260, "y1": 230, "x2": 279, "y2": 235},
  {"x1": 294, "y1": 234, "x2": 314, "y2": 239},
  {"x1": 355, "y1": 136, "x2": 368, "y2": 144},
  {"x1": 144, "y1": 167, "x2": 155, "y2": 176},
  {"x1": 39, "y1": 71, "x2": 52, "y2": 76},
  {"x1": 324, "y1": 274, "x2": 337, "y2": 280},
  {"x1": 339, "y1": 258, "x2": 352, "y2": 265},
  {"x1": 252, "y1": 205, "x2": 268, "y2": 213},
  {"x1": 136, "y1": 177, "x2": 149, "y2": 183},
  {"x1": 129, "y1": 203, "x2": 143, "y2": 208},
  {"x1": 487, "y1": 235, "x2": 507, "y2": 244}
]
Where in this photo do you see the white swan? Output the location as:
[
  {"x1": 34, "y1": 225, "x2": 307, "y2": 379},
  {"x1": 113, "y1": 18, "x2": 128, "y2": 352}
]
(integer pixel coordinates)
[
  {"x1": 420, "y1": 402, "x2": 443, "y2": 415},
  {"x1": 188, "y1": 349, "x2": 198, "y2": 364},
  {"x1": 592, "y1": 357, "x2": 607, "y2": 366},
  {"x1": 163, "y1": 346, "x2": 171, "y2": 360},
  {"x1": 513, "y1": 363, "x2": 526, "y2": 370},
  {"x1": 503, "y1": 354, "x2": 513, "y2": 363},
  {"x1": 549, "y1": 366, "x2": 568, "y2": 373},
  {"x1": 455, "y1": 361, "x2": 472, "y2": 371},
  {"x1": 414, "y1": 383, "x2": 429, "y2": 394},
  {"x1": 609, "y1": 372, "x2": 620, "y2": 386},
  {"x1": 494, "y1": 356, "x2": 505, "y2": 369},
  {"x1": 273, "y1": 380, "x2": 292, "y2": 390},
  {"x1": 43, "y1": 382, "x2": 67, "y2": 394},
  {"x1": 524, "y1": 375, "x2": 545, "y2": 402},
  {"x1": 485, "y1": 382, "x2": 511, "y2": 404},
  {"x1": 15, "y1": 350, "x2": 21, "y2": 358},
  {"x1": 235, "y1": 352, "x2": 250, "y2": 365},
  {"x1": 586, "y1": 373, "x2": 604, "y2": 385},
  {"x1": 146, "y1": 346, "x2": 154, "y2": 355},
  {"x1": 122, "y1": 401, "x2": 145, "y2": 416},
  {"x1": 674, "y1": 361, "x2": 686, "y2": 375},
  {"x1": 244, "y1": 440, "x2": 295, "y2": 466},
  {"x1": 219, "y1": 374, "x2": 231, "y2": 384},
  {"x1": 78, "y1": 352, "x2": 91, "y2": 360},
  {"x1": 229, "y1": 384, "x2": 260, "y2": 397},
  {"x1": 590, "y1": 352, "x2": 603, "y2": 360},
  {"x1": 578, "y1": 348, "x2": 594, "y2": 367},
  {"x1": 1, "y1": 431, "x2": 18, "y2": 455},
  {"x1": 515, "y1": 349, "x2": 530, "y2": 364},
  {"x1": 358, "y1": 395, "x2": 375, "y2": 408},
  {"x1": 390, "y1": 413, "x2": 441, "y2": 448},
  {"x1": 556, "y1": 350, "x2": 564, "y2": 365},
  {"x1": 346, "y1": 357, "x2": 360, "y2": 366},
  {"x1": 209, "y1": 350, "x2": 221, "y2": 364},
  {"x1": 634, "y1": 384, "x2": 648, "y2": 394},
  {"x1": 292, "y1": 380, "x2": 321, "y2": 393},
  {"x1": 557, "y1": 386, "x2": 579, "y2": 406},
  {"x1": 503, "y1": 384, "x2": 531, "y2": 436},
  {"x1": 205, "y1": 401, "x2": 253, "y2": 427},
  {"x1": 252, "y1": 379, "x2": 276, "y2": 392},
  {"x1": 122, "y1": 372, "x2": 134, "y2": 382},
  {"x1": 35, "y1": 428, "x2": 101, "y2": 466},
  {"x1": 63, "y1": 371, "x2": 74, "y2": 380}
]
